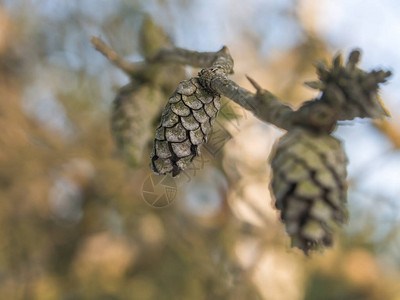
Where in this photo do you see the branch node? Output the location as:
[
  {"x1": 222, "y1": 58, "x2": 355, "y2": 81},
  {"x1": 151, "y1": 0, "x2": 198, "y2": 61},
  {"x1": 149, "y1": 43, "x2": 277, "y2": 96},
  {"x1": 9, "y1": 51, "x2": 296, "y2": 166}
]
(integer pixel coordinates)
[{"x1": 246, "y1": 75, "x2": 263, "y2": 94}]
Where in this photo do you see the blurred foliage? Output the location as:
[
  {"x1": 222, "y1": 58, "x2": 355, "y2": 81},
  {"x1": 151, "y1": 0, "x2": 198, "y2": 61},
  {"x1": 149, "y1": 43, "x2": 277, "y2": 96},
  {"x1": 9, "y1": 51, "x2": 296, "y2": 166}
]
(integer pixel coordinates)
[{"x1": 0, "y1": 1, "x2": 400, "y2": 299}]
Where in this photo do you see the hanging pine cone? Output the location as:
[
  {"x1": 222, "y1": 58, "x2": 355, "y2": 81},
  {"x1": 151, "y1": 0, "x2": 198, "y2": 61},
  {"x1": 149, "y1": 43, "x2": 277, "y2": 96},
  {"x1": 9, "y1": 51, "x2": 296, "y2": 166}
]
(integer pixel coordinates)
[
  {"x1": 270, "y1": 128, "x2": 348, "y2": 254},
  {"x1": 150, "y1": 78, "x2": 221, "y2": 177},
  {"x1": 111, "y1": 84, "x2": 164, "y2": 168}
]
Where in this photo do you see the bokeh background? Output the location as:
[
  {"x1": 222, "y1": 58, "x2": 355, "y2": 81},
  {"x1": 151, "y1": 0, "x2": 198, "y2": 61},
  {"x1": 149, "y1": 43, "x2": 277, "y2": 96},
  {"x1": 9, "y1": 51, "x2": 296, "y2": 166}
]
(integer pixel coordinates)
[{"x1": 1, "y1": 0, "x2": 400, "y2": 299}]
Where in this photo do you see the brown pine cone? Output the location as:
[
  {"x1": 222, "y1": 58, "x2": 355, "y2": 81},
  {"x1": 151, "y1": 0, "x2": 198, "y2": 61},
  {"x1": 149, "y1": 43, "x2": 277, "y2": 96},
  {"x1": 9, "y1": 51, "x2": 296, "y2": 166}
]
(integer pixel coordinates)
[
  {"x1": 150, "y1": 78, "x2": 221, "y2": 177},
  {"x1": 270, "y1": 128, "x2": 348, "y2": 254}
]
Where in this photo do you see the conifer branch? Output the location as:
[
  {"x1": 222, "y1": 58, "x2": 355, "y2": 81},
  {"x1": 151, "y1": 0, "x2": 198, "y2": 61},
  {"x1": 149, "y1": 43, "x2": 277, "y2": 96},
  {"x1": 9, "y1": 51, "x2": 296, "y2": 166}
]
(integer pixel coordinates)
[
  {"x1": 149, "y1": 46, "x2": 391, "y2": 133},
  {"x1": 92, "y1": 38, "x2": 391, "y2": 134},
  {"x1": 150, "y1": 46, "x2": 296, "y2": 130}
]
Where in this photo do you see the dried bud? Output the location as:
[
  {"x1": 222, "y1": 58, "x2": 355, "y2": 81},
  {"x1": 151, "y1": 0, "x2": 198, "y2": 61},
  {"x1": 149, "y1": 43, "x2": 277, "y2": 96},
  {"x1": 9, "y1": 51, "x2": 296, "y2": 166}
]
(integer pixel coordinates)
[
  {"x1": 310, "y1": 50, "x2": 391, "y2": 121},
  {"x1": 150, "y1": 78, "x2": 221, "y2": 176},
  {"x1": 270, "y1": 128, "x2": 348, "y2": 254}
]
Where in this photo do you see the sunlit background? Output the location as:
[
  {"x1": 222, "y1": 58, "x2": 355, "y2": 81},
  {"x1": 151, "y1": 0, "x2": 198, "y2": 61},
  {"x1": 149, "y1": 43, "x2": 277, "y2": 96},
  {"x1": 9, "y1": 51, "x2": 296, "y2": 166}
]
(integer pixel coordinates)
[{"x1": 0, "y1": 0, "x2": 399, "y2": 299}]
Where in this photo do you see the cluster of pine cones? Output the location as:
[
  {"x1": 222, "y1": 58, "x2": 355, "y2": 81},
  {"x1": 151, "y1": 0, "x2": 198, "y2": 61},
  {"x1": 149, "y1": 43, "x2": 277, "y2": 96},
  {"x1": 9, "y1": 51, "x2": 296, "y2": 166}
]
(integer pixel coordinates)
[{"x1": 108, "y1": 36, "x2": 390, "y2": 254}]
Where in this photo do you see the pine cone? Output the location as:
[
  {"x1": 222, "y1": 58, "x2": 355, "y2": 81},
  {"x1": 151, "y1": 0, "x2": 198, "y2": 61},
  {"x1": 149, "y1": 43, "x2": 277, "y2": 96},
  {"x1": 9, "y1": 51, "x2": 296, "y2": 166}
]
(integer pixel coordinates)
[
  {"x1": 111, "y1": 84, "x2": 164, "y2": 168},
  {"x1": 270, "y1": 128, "x2": 348, "y2": 254},
  {"x1": 150, "y1": 78, "x2": 221, "y2": 177}
]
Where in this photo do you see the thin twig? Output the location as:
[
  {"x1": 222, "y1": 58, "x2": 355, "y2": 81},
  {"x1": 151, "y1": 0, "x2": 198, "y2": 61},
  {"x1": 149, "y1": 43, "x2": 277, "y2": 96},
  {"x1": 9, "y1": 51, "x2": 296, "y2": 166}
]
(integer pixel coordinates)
[
  {"x1": 150, "y1": 46, "x2": 229, "y2": 68},
  {"x1": 90, "y1": 37, "x2": 140, "y2": 76}
]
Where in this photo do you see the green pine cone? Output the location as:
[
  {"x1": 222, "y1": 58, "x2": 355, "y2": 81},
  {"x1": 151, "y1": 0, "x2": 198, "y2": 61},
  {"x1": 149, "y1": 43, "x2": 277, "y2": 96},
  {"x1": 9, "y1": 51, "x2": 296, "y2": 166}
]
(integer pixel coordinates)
[
  {"x1": 150, "y1": 78, "x2": 221, "y2": 177},
  {"x1": 111, "y1": 84, "x2": 164, "y2": 168},
  {"x1": 270, "y1": 128, "x2": 348, "y2": 254}
]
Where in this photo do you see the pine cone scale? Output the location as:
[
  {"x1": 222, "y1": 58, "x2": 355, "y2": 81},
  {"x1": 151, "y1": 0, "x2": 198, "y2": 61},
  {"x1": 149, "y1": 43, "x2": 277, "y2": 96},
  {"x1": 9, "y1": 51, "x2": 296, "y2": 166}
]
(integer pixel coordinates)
[
  {"x1": 171, "y1": 100, "x2": 191, "y2": 116},
  {"x1": 181, "y1": 115, "x2": 200, "y2": 131},
  {"x1": 193, "y1": 107, "x2": 209, "y2": 123},
  {"x1": 155, "y1": 140, "x2": 171, "y2": 159},
  {"x1": 161, "y1": 110, "x2": 179, "y2": 127},
  {"x1": 183, "y1": 96, "x2": 203, "y2": 109},
  {"x1": 189, "y1": 127, "x2": 204, "y2": 145},
  {"x1": 165, "y1": 123, "x2": 187, "y2": 142},
  {"x1": 155, "y1": 126, "x2": 165, "y2": 140}
]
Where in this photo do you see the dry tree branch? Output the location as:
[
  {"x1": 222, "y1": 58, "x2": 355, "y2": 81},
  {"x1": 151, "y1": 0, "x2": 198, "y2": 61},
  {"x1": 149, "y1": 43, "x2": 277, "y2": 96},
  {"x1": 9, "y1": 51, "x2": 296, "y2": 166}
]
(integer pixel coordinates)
[
  {"x1": 91, "y1": 37, "x2": 297, "y2": 129},
  {"x1": 90, "y1": 37, "x2": 142, "y2": 76},
  {"x1": 150, "y1": 45, "x2": 296, "y2": 130},
  {"x1": 149, "y1": 46, "x2": 391, "y2": 133},
  {"x1": 91, "y1": 36, "x2": 391, "y2": 134}
]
